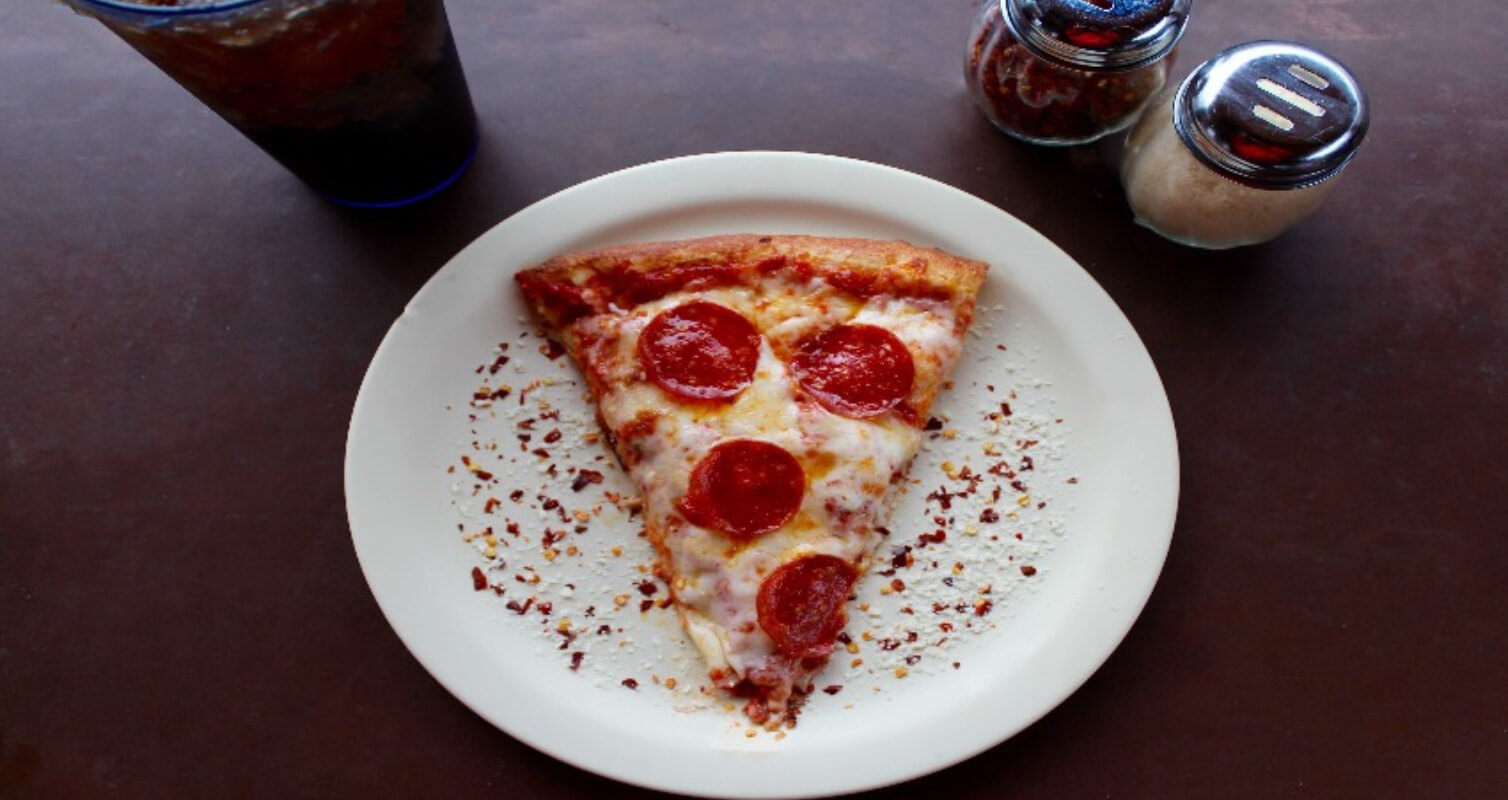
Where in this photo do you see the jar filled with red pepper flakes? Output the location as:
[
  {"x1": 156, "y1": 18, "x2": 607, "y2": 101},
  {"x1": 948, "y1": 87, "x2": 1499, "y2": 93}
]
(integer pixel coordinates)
[{"x1": 965, "y1": 0, "x2": 1193, "y2": 146}]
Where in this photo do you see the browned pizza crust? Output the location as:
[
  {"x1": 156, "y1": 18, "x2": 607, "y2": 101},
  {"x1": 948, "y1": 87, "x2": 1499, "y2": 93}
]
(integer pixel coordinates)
[{"x1": 516, "y1": 234, "x2": 989, "y2": 333}]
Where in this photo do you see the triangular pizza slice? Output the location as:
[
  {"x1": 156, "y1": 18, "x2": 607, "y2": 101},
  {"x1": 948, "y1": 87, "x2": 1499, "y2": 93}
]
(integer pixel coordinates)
[{"x1": 516, "y1": 234, "x2": 987, "y2": 725}]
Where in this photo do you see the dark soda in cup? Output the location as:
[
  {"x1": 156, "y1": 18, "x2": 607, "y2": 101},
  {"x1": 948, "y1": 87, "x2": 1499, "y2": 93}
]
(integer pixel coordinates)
[{"x1": 64, "y1": 0, "x2": 478, "y2": 207}]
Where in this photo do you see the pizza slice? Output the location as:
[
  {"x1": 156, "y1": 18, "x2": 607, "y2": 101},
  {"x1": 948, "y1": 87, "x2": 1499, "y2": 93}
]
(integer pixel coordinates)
[{"x1": 516, "y1": 234, "x2": 987, "y2": 726}]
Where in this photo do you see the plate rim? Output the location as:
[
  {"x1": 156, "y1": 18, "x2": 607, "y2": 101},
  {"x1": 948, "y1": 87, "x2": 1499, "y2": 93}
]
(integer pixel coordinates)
[{"x1": 345, "y1": 150, "x2": 1180, "y2": 798}]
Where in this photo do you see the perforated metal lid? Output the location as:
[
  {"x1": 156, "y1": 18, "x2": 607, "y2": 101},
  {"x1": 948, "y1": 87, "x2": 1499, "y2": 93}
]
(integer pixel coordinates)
[
  {"x1": 1173, "y1": 41, "x2": 1369, "y2": 189},
  {"x1": 1001, "y1": 0, "x2": 1192, "y2": 71}
]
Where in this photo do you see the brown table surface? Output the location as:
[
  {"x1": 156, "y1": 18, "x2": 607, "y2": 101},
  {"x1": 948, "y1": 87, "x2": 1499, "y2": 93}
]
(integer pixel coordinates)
[{"x1": 3, "y1": 1, "x2": 1503, "y2": 797}]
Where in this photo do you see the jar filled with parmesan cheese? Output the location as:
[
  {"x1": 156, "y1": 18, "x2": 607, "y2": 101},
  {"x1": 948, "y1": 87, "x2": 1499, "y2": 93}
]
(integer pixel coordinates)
[{"x1": 1120, "y1": 41, "x2": 1369, "y2": 248}]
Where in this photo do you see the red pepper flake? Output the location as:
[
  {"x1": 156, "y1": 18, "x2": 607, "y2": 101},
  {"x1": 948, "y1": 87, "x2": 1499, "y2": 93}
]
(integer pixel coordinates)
[
  {"x1": 1000, "y1": 402, "x2": 1013, "y2": 417},
  {"x1": 569, "y1": 651, "x2": 585, "y2": 671},
  {"x1": 979, "y1": 508, "x2": 1000, "y2": 524},
  {"x1": 904, "y1": 655, "x2": 921, "y2": 666},
  {"x1": 835, "y1": 631, "x2": 852, "y2": 645},
  {"x1": 488, "y1": 355, "x2": 511, "y2": 374},
  {"x1": 890, "y1": 545, "x2": 913, "y2": 569},
  {"x1": 517, "y1": 418, "x2": 536, "y2": 431},
  {"x1": 919, "y1": 530, "x2": 946, "y2": 546},
  {"x1": 531, "y1": 448, "x2": 551, "y2": 459},
  {"x1": 509, "y1": 489, "x2": 524, "y2": 501},
  {"x1": 925, "y1": 486, "x2": 956, "y2": 510},
  {"x1": 923, "y1": 417, "x2": 944, "y2": 431},
  {"x1": 505, "y1": 521, "x2": 521, "y2": 536},
  {"x1": 822, "y1": 685, "x2": 843, "y2": 695},
  {"x1": 470, "y1": 567, "x2": 487, "y2": 591},
  {"x1": 1020, "y1": 565, "x2": 1038, "y2": 577},
  {"x1": 541, "y1": 498, "x2": 560, "y2": 511},
  {"x1": 460, "y1": 455, "x2": 494, "y2": 482},
  {"x1": 571, "y1": 469, "x2": 604, "y2": 492},
  {"x1": 483, "y1": 497, "x2": 501, "y2": 514},
  {"x1": 1010, "y1": 479, "x2": 1027, "y2": 493},
  {"x1": 542, "y1": 340, "x2": 567, "y2": 360},
  {"x1": 975, "y1": 600, "x2": 994, "y2": 616},
  {"x1": 905, "y1": 631, "x2": 919, "y2": 643},
  {"x1": 878, "y1": 638, "x2": 902, "y2": 652},
  {"x1": 939, "y1": 622, "x2": 954, "y2": 632},
  {"x1": 638, "y1": 599, "x2": 654, "y2": 613},
  {"x1": 636, "y1": 580, "x2": 658, "y2": 596},
  {"x1": 544, "y1": 429, "x2": 563, "y2": 444},
  {"x1": 621, "y1": 678, "x2": 639, "y2": 690},
  {"x1": 506, "y1": 597, "x2": 534, "y2": 615},
  {"x1": 1067, "y1": 477, "x2": 1079, "y2": 484},
  {"x1": 889, "y1": 578, "x2": 906, "y2": 593},
  {"x1": 1020, "y1": 455, "x2": 1035, "y2": 471}
]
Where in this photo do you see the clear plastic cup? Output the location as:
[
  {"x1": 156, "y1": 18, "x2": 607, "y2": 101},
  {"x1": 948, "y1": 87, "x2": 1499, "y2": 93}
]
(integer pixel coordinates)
[{"x1": 63, "y1": 0, "x2": 479, "y2": 207}]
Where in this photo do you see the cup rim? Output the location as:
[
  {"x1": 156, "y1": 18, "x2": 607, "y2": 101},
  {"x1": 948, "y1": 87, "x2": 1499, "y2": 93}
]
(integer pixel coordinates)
[{"x1": 71, "y1": 0, "x2": 266, "y2": 17}]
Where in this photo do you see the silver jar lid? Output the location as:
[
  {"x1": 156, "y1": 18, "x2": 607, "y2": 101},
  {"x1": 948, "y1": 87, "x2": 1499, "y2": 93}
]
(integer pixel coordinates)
[
  {"x1": 1173, "y1": 41, "x2": 1369, "y2": 189},
  {"x1": 1001, "y1": 0, "x2": 1192, "y2": 71}
]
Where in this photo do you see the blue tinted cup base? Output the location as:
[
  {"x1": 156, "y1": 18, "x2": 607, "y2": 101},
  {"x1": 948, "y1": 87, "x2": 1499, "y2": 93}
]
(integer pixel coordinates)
[{"x1": 317, "y1": 133, "x2": 479, "y2": 210}]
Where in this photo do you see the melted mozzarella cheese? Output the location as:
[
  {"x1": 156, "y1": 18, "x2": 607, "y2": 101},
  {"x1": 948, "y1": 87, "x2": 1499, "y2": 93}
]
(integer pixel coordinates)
[{"x1": 587, "y1": 278, "x2": 958, "y2": 679}]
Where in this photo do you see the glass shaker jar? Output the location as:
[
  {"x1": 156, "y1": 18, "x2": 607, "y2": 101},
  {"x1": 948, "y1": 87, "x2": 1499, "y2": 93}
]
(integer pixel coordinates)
[
  {"x1": 1121, "y1": 41, "x2": 1369, "y2": 248},
  {"x1": 965, "y1": 0, "x2": 1192, "y2": 146}
]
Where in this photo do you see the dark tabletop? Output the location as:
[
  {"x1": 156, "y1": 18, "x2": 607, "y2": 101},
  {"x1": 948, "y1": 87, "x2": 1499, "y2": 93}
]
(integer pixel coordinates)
[{"x1": 3, "y1": 1, "x2": 1504, "y2": 797}]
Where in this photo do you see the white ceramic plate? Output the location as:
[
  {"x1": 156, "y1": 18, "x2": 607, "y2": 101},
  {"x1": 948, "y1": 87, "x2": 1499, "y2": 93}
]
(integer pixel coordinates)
[{"x1": 346, "y1": 151, "x2": 1178, "y2": 798}]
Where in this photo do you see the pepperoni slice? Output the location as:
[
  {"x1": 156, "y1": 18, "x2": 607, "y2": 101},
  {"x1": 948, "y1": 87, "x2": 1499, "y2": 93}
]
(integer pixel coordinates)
[
  {"x1": 677, "y1": 440, "x2": 805, "y2": 539},
  {"x1": 757, "y1": 555, "x2": 858, "y2": 658},
  {"x1": 792, "y1": 324, "x2": 915, "y2": 418},
  {"x1": 638, "y1": 301, "x2": 760, "y2": 402}
]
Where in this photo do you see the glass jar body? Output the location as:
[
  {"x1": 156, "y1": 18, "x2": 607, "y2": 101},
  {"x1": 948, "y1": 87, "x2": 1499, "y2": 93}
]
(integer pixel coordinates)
[
  {"x1": 964, "y1": 0, "x2": 1173, "y2": 146},
  {"x1": 1121, "y1": 94, "x2": 1340, "y2": 249}
]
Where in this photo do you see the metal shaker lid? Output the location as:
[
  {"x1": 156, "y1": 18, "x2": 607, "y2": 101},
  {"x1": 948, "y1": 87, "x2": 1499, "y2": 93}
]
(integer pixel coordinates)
[
  {"x1": 1174, "y1": 41, "x2": 1370, "y2": 189},
  {"x1": 1001, "y1": 0, "x2": 1192, "y2": 71}
]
